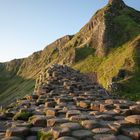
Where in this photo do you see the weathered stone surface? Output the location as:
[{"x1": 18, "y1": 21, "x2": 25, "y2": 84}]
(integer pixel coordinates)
[
  {"x1": 45, "y1": 101, "x2": 56, "y2": 108},
  {"x1": 66, "y1": 110, "x2": 81, "y2": 118},
  {"x1": 95, "y1": 114, "x2": 113, "y2": 120},
  {"x1": 60, "y1": 123, "x2": 82, "y2": 130},
  {"x1": 90, "y1": 102, "x2": 100, "y2": 111},
  {"x1": 108, "y1": 123, "x2": 121, "y2": 132},
  {"x1": 51, "y1": 127, "x2": 70, "y2": 139},
  {"x1": 81, "y1": 120, "x2": 100, "y2": 129},
  {"x1": 93, "y1": 134, "x2": 117, "y2": 140},
  {"x1": 0, "y1": 132, "x2": 5, "y2": 139},
  {"x1": 69, "y1": 115, "x2": 88, "y2": 121},
  {"x1": 2, "y1": 137, "x2": 22, "y2": 140},
  {"x1": 46, "y1": 109, "x2": 57, "y2": 116},
  {"x1": 1, "y1": 65, "x2": 139, "y2": 140},
  {"x1": 30, "y1": 127, "x2": 43, "y2": 135},
  {"x1": 29, "y1": 115, "x2": 47, "y2": 127},
  {"x1": 130, "y1": 105, "x2": 140, "y2": 114},
  {"x1": 5, "y1": 127, "x2": 29, "y2": 137},
  {"x1": 47, "y1": 118, "x2": 68, "y2": 127},
  {"x1": 117, "y1": 135, "x2": 133, "y2": 140},
  {"x1": 56, "y1": 98, "x2": 67, "y2": 104},
  {"x1": 98, "y1": 120, "x2": 114, "y2": 127},
  {"x1": 79, "y1": 101, "x2": 90, "y2": 108},
  {"x1": 72, "y1": 129, "x2": 93, "y2": 139},
  {"x1": 92, "y1": 128, "x2": 113, "y2": 134},
  {"x1": 26, "y1": 136, "x2": 37, "y2": 140},
  {"x1": 125, "y1": 115, "x2": 140, "y2": 124},
  {"x1": 57, "y1": 136, "x2": 78, "y2": 140},
  {"x1": 121, "y1": 126, "x2": 140, "y2": 140}
]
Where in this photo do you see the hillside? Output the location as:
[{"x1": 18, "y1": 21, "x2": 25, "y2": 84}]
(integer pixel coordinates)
[{"x1": 0, "y1": 0, "x2": 140, "y2": 105}]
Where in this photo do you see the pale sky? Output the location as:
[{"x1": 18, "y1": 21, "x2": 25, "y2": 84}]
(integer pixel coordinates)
[{"x1": 0, "y1": 0, "x2": 140, "y2": 62}]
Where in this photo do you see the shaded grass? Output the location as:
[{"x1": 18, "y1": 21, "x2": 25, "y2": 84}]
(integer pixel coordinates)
[
  {"x1": 13, "y1": 111, "x2": 33, "y2": 121},
  {"x1": 0, "y1": 76, "x2": 35, "y2": 106},
  {"x1": 75, "y1": 46, "x2": 95, "y2": 62}
]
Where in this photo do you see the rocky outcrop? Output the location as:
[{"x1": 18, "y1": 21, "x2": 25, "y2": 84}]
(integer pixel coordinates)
[
  {"x1": 0, "y1": 65, "x2": 140, "y2": 140},
  {"x1": 108, "y1": 0, "x2": 126, "y2": 8}
]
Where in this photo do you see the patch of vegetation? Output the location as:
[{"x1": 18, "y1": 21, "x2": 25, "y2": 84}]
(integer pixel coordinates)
[
  {"x1": 74, "y1": 37, "x2": 140, "y2": 100},
  {"x1": 0, "y1": 107, "x2": 5, "y2": 114},
  {"x1": 75, "y1": 46, "x2": 95, "y2": 62},
  {"x1": 13, "y1": 111, "x2": 33, "y2": 121},
  {"x1": 38, "y1": 130, "x2": 54, "y2": 140},
  {"x1": 114, "y1": 7, "x2": 140, "y2": 42},
  {"x1": 0, "y1": 76, "x2": 35, "y2": 106}
]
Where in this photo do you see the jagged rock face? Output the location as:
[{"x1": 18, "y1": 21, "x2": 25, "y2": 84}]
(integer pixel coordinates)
[
  {"x1": 109, "y1": 0, "x2": 126, "y2": 8},
  {"x1": 61, "y1": 0, "x2": 128, "y2": 57},
  {"x1": 45, "y1": 35, "x2": 73, "y2": 50},
  {"x1": 0, "y1": 65, "x2": 140, "y2": 140},
  {"x1": 81, "y1": 0, "x2": 126, "y2": 56}
]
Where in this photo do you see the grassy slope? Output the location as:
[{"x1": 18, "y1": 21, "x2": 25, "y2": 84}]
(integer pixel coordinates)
[
  {"x1": 73, "y1": 7, "x2": 140, "y2": 100},
  {"x1": 74, "y1": 36, "x2": 140, "y2": 99},
  {"x1": 0, "y1": 77, "x2": 34, "y2": 105},
  {"x1": 74, "y1": 27, "x2": 140, "y2": 100},
  {"x1": 0, "y1": 64, "x2": 35, "y2": 105},
  {"x1": 0, "y1": 46, "x2": 58, "y2": 106}
]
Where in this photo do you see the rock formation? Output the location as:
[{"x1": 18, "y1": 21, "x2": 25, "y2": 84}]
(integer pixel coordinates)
[{"x1": 0, "y1": 65, "x2": 140, "y2": 140}]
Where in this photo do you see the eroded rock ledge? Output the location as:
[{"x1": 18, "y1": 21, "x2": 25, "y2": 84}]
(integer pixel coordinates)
[{"x1": 0, "y1": 64, "x2": 140, "y2": 140}]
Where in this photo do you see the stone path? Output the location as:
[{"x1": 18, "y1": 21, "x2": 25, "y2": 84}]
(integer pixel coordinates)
[{"x1": 0, "y1": 64, "x2": 140, "y2": 140}]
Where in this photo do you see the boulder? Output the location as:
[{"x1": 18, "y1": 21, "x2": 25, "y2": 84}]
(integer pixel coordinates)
[
  {"x1": 90, "y1": 103, "x2": 100, "y2": 111},
  {"x1": 92, "y1": 128, "x2": 113, "y2": 134},
  {"x1": 79, "y1": 101, "x2": 90, "y2": 108},
  {"x1": 45, "y1": 101, "x2": 56, "y2": 108},
  {"x1": 117, "y1": 135, "x2": 133, "y2": 140},
  {"x1": 81, "y1": 120, "x2": 100, "y2": 129},
  {"x1": 29, "y1": 115, "x2": 47, "y2": 127},
  {"x1": 51, "y1": 127, "x2": 71, "y2": 139},
  {"x1": 66, "y1": 110, "x2": 81, "y2": 118},
  {"x1": 72, "y1": 129, "x2": 93, "y2": 139},
  {"x1": 125, "y1": 115, "x2": 140, "y2": 124},
  {"x1": 60, "y1": 123, "x2": 82, "y2": 130},
  {"x1": 47, "y1": 118, "x2": 69, "y2": 127},
  {"x1": 130, "y1": 105, "x2": 140, "y2": 115},
  {"x1": 121, "y1": 126, "x2": 140, "y2": 140},
  {"x1": 69, "y1": 115, "x2": 88, "y2": 121},
  {"x1": 5, "y1": 127, "x2": 29, "y2": 138},
  {"x1": 93, "y1": 134, "x2": 117, "y2": 140},
  {"x1": 46, "y1": 109, "x2": 57, "y2": 116}
]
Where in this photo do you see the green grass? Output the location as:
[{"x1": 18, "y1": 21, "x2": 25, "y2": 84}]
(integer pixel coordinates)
[
  {"x1": 74, "y1": 36, "x2": 140, "y2": 100},
  {"x1": 13, "y1": 111, "x2": 33, "y2": 121},
  {"x1": 75, "y1": 46, "x2": 95, "y2": 62},
  {"x1": 74, "y1": 42, "x2": 134, "y2": 86},
  {"x1": 38, "y1": 130, "x2": 54, "y2": 140},
  {"x1": 73, "y1": 7, "x2": 140, "y2": 100},
  {"x1": 114, "y1": 7, "x2": 140, "y2": 43},
  {"x1": 0, "y1": 76, "x2": 35, "y2": 106}
]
